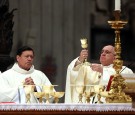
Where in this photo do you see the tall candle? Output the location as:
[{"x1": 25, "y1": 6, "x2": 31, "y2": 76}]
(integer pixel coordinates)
[{"x1": 115, "y1": 0, "x2": 121, "y2": 11}]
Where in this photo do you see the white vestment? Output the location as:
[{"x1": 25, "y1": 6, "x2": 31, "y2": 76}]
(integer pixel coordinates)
[
  {"x1": 65, "y1": 58, "x2": 133, "y2": 103},
  {"x1": 0, "y1": 63, "x2": 52, "y2": 104}
]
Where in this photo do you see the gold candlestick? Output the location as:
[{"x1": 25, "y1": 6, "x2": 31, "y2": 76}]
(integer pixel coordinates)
[{"x1": 106, "y1": 10, "x2": 132, "y2": 103}]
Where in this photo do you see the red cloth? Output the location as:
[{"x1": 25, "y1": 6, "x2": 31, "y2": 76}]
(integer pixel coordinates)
[{"x1": 106, "y1": 75, "x2": 114, "y2": 91}]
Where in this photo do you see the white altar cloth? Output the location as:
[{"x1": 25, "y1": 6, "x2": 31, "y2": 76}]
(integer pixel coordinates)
[{"x1": 0, "y1": 103, "x2": 135, "y2": 111}]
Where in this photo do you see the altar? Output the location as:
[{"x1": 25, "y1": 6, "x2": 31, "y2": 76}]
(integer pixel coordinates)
[{"x1": 0, "y1": 103, "x2": 135, "y2": 115}]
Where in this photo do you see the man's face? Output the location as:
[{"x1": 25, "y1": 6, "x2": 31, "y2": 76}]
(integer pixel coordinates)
[
  {"x1": 100, "y1": 45, "x2": 115, "y2": 66},
  {"x1": 16, "y1": 50, "x2": 34, "y2": 70}
]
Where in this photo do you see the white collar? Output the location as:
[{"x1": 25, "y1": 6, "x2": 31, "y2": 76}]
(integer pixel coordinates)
[{"x1": 12, "y1": 63, "x2": 34, "y2": 74}]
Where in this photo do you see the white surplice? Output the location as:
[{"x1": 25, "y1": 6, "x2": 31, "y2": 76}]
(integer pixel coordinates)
[
  {"x1": 0, "y1": 63, "x2": 52, "y2": 103},
  {"x1": 65, "y1": 58, "x2": 133, "y2": 103}
]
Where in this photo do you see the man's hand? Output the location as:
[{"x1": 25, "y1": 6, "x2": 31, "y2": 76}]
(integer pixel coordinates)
[
  {"x1": 91, "y1": 64, "x2": 103, "y2": 74},
  {"x1": 78, "y1": 49, "x2": 88, "y2": 62},
  {"x1": 24, "y1": 77, "x2": 35, "y2": 85},
  {"x1": 74, "y1": 49, "x2": 88, "y2": 67},
  {"x1": 24, "y1": 77, "x2": 37, "y2": 92}
]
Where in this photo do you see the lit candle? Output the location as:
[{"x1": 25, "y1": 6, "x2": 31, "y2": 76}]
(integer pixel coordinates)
[{"x1": 115, "y1": 0, "x2": 121, "y2": 11}]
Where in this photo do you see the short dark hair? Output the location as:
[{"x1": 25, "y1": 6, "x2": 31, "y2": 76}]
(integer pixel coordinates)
[{"x1": 16, "y1": 46, "x2": 34, "y2": 56}]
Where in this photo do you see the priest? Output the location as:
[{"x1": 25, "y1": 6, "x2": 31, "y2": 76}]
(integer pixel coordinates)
[
  {"x1": 65, "y1": 45, "x2": 133, "y2": 103},
  {"x1": 0, "y1": 46, "x2": 54, "y2": 103}
]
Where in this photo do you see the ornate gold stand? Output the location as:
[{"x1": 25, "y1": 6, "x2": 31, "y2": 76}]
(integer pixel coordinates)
[{"x1": 106, "y1": 10, "x2": 132, "y2": 103}]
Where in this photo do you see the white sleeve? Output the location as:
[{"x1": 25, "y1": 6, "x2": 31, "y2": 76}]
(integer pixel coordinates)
[
  {"x1": 65, "y1": 57, "x2": 78, "y2": 103},
  {"x1": 120, "y1": 66, "x2": 133, "y2": 74}
]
